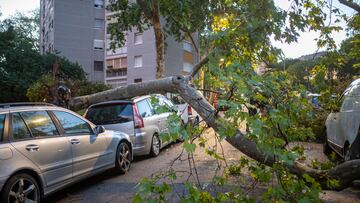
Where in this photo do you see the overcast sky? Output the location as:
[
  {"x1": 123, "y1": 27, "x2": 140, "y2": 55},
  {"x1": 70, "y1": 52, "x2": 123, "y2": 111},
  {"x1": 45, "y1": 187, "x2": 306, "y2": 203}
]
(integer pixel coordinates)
[{"x1": 0, "y1": 0, "x2": 356, "y2": 59}]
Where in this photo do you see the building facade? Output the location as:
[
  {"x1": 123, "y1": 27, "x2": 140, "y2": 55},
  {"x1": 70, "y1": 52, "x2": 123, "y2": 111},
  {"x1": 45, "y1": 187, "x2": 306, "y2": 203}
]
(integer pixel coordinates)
[{"x1": 40, "y1": 0, "x2": 198, "y2": 86}]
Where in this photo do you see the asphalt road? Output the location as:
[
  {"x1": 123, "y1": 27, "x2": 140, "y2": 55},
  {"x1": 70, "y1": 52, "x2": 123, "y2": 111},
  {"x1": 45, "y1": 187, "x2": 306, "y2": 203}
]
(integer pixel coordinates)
[{"x1": 43, "y1": 133, "x2": 360, "y2": 203}]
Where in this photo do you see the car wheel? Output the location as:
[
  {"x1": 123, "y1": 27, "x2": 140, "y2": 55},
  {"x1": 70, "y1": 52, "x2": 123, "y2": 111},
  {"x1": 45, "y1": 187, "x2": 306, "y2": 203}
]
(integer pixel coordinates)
[
  {"x1": 194, "y1": 116, "x2": 200, "y2": 126},
  {"x1": 115, "y1": 142, "x2": 132, "y2": 174},
  {"x1": 323, "y1": 139, "x2": 332, "y2": 155},
  {"x1": 0, "y1": 173, "x2": 41, "y2": 203},
  {"x1": 150, "y1": 134, "x2": 160, "y2": 157}
]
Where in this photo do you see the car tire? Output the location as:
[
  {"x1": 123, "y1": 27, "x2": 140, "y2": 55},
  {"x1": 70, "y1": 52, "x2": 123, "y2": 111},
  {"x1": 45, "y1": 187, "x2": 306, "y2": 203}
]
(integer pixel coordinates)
[
  {"x1": 0, "y1": 173, "x2": 41, "y2": 203},
  {"x1": 150, "y1": 134, "x2": 160, "y2": 157},
  {"x1": 323, "y1": 140, "x2": 332, "y2": 155},
  {"x1": 323, "y1": 131, "x2": 332, "y2": 155},
  {"x1": 194, "y1": 116, "x2": 200, "y2": 126},
  {"x1": 115, "y1": 142, "x2": 132, "y2": 174}
]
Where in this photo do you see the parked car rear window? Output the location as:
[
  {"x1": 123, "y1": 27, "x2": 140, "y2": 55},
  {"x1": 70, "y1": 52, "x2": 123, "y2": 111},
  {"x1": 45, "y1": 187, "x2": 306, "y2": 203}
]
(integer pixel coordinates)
[
  {"x1": 20, "y1": 111, "x2": 59, "y2": 137},
  {"x1": 86, "y1": 103, "x2": 134, "y2": 125},
  {"x1": 0, "y1": 114, "x2": 5, "y2": 141},
  {"x1": 53, "y1": 111, "x2": 93, "y2": 135},
  {"x1": 12, "y1": 113, "x2": 32, "y2": 140},
  {"x1": 137, "y1": 99, "x2": 153, "y2": 118}
]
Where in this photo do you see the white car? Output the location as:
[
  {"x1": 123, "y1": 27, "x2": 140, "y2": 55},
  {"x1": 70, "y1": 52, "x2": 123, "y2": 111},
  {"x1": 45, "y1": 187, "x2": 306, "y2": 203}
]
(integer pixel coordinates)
[
  {"x1": 324, "y1": 78, "x2": 360, "y2": 160},
  {"x1": 168, "y1": 94, "x2": 200, "y2": 126}
]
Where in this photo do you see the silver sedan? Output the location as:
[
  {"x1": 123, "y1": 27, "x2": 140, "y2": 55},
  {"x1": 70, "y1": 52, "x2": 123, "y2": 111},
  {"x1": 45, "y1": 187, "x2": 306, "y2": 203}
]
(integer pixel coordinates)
[{"x1": 0, "y1": 103, "x2": 133, "y2": 203}]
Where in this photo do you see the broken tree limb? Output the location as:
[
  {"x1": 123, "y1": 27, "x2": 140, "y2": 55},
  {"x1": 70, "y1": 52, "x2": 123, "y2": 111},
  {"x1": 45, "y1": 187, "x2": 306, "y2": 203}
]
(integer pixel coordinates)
[
  {"x1": 69, "y1": 77, "x2": 179, "y2": 111},
  {"x1": 69, "y1": 75, "x2": 360, "y2": 190}
]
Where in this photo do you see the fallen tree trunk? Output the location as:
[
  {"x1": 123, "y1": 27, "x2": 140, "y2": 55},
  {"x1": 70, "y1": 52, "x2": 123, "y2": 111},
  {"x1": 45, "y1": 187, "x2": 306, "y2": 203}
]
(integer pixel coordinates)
[{"x1": 69, "y1": 75, "x2": 359, "y2": 190}]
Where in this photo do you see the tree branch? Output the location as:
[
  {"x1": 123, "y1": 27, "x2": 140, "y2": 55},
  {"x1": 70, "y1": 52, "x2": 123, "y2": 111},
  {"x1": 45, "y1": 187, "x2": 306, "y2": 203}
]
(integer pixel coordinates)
[
  {"x1": 339, "y1": 0, "x2": 360, "y2": 13},
  {"x1": 190, "y1": 55, "x2": 210, "y2": 77},
  {"x1": 69, "y1": 74, "x2": 360, "y2": 191}
]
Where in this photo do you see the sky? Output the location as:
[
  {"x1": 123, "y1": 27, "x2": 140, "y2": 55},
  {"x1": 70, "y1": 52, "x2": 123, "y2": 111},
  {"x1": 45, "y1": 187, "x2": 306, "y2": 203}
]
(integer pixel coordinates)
[{"x1": 0, "y1": 0, "x2": 357, "y2": 59}]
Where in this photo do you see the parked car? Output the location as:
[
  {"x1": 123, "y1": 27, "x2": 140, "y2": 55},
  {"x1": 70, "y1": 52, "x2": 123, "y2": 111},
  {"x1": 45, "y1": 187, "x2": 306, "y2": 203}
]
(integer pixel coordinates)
[
  {"x1": 169, "y1": 94, "x2": 200, "y2": 126},
  {"x1": 0, "y1": 103, "x2": 132, "y2": 203},
  {"x1": 84, "y1": 95, "x2": 175, "y2": 157},
  {"x1": 324, "y1": 78, "x2": 360, "y2": 160}
]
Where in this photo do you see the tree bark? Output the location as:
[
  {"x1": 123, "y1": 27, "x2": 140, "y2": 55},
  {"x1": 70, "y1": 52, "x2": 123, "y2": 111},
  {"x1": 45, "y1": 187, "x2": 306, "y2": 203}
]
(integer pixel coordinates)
[
  {"x1": 151, "y1": 0, "x2": 165, "y2": 79},
  {"x1": 69, "y1": 75, "x2": 360, "y2": 191}
]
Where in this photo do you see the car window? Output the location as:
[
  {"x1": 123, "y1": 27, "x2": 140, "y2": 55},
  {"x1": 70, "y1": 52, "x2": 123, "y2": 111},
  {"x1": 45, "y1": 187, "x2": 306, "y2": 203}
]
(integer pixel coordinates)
[
  {"x1": 0, "y1": 114, "x2": 5, "y2": 141},
  {"x1": 86, "y1": 103, "x2": 134, "y2": 125},
  {"x1": 155, "y1": 96, "x2": 174, "y2": 113},
  {"x1": 137, "y1": 99, "x2": 153, "y2": 118},
  {"x1": 12, "y1": 113, "x2": 32, "y2": 140},
  {"x1": 348, "y1": 84, "x2": 360, "y2": 96},
  {"x1": 20, "y1": 111, "x2": 59, "y2": 137},
  {"x1": 341, "y1": 96, "x2": 360, "y2": 112},
  {"x1": 53, "y1": 111, "x2": 93, "y2": 135}
]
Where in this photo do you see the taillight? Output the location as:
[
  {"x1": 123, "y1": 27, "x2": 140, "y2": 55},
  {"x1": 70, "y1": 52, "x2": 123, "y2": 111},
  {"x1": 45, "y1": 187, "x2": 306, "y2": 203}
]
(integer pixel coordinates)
[
  {"x1": 132, "y1": 103, "x2": 144, "y2": 129},
  {"x1": 188, "y1": 105, "x2": 193, "y2": 115}
]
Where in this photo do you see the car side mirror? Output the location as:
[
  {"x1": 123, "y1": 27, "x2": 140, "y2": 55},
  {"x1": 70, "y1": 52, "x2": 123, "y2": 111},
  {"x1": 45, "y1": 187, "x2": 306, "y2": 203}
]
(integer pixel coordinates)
[{"x1": 94, "y1": 126, "x2": 106, "y2": 135}]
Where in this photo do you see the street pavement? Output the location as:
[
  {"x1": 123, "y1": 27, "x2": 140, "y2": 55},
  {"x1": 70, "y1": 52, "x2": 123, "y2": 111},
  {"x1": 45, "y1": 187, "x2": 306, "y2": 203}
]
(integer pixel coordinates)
[{"x1": 44, "y1": 131, "x2": 360, "y2": 203}]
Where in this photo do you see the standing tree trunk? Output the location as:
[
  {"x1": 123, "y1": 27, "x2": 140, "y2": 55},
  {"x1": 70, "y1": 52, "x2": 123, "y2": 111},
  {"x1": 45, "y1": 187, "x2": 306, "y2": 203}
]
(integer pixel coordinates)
[{"x1": 151, "y1": 0, "x2": 165, "y2": 79}]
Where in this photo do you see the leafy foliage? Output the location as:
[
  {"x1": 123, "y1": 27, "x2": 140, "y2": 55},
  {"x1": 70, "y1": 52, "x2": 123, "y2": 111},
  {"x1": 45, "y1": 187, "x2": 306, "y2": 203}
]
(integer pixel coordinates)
[
  {"x1": 0, "y1": 9, "x2": 106, "y2": 103},
  {"x1": 126, "y1": 0, "x2": 360, "y2": 202}
]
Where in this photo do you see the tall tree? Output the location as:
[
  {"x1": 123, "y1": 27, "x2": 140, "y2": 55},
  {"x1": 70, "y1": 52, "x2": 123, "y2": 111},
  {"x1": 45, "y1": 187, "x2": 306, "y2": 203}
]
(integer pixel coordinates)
[
  {"x1": 70, "y1": 0, "x2": 360, "y2": 201},
  {"x1": 107, "y1": 0, "x2": 212, "y2": 78}
]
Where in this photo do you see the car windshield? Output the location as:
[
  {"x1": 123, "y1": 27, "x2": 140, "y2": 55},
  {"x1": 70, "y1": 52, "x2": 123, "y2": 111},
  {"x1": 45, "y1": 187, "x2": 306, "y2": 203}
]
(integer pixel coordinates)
[{"x1": 86, "y1": 103, "x2": 134, "y2": 125}]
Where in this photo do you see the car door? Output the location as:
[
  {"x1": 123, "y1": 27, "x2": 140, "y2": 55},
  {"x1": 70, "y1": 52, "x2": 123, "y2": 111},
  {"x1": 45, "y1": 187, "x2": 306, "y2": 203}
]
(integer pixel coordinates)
[
  {"x1": 52, "y1": 110, "x2": 111, "y2": 177},
  {"x1": 9, "y1": 110, "x2": 73, "y2": 187},
  {"x1": 326, "y1": 111, "x2": 340, "y2": 149},
  {"x1": 339, "y1": 87, "x2": 360, "y2": 147}
]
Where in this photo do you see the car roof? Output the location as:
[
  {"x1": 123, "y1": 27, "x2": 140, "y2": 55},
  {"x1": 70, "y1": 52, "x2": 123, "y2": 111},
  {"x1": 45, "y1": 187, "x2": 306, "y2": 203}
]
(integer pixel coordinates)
[
  {"x1": 87, "y1": 95, "x2": 163, "y2": 109},
  {"x1": 0, "y1": 103, "x2": 72, "y2": 114}
]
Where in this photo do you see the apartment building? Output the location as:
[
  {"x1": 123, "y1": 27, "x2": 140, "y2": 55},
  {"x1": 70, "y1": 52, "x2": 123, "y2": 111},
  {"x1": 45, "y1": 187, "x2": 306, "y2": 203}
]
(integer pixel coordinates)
[
  {"x1": 40, "y1": 0, "x2": 105, "y2": 82},
  {"x1": 40, "y1": 0, "x2": 198, "y2": 86}
]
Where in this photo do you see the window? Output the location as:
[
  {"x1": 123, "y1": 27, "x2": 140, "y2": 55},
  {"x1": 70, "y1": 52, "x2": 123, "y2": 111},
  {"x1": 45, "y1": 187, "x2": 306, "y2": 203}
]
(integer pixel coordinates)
[
  {"x1": 94, "y1": 19, "x2": 104, "y2": 29},
  {"x1": 136, "y1": 99, "x2": 153, "y2": 118},
  {"x1": 152, "y1": 96, "x2": 174, "y2": 113},
  {"x1": 341, "y1": 96, "x2": 360, "y2": 112},
  {"x1": 94, "y1": 39, "x2": 104, "y2": 50},
  {"x1": 20, "y1": 111, "x2": 58, "y2": 137},
  {"x1": 134, "y1": 32, "x2": 143, "y2": 44},
  {"x1": 106, "y1": 69, "x2": 127, "y2": 77},
  {"x1": 183, "y1": 41, "x2": 193, "y2": 52},
  {"x1": 106, "y1": 57, "x2": 127, "y2": 69},
  {"x1": 134, "y1": 55, "x2": 143, "y2": 68},
  {"x1": 85, "y1": 104, "x2": 134, "y2": 125},
  {"x1": 12, "y1": 113, "x2": 32, "y2": 140},
  {"x1": 183, "y1": 63, "x2": 193, "y2": 73},
  {"x1": 134, "y1": 78, "x2": 142, "y2": 83},
  {"x1": 94, "y1": 0, "x2": 104, "y2": 8},
  {"x1": 53, "y1": 111, "x2": 93, "y2": 135},
  {"x1": 0, "y1": 114, "x2": 5, "y2": 141},
  {"x1": 94, "y1": 61, "x2": 104, "y2": 71}
]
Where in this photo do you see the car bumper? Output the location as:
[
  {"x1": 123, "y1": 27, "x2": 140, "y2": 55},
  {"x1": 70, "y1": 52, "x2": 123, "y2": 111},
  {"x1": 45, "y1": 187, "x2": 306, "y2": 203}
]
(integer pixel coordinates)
[
  {"x1": 132, "y1": 131, "x2": 150, "y2": 156},
  {"x1": 0, "y1": 176, "x2": 8, "y2": 192}
]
